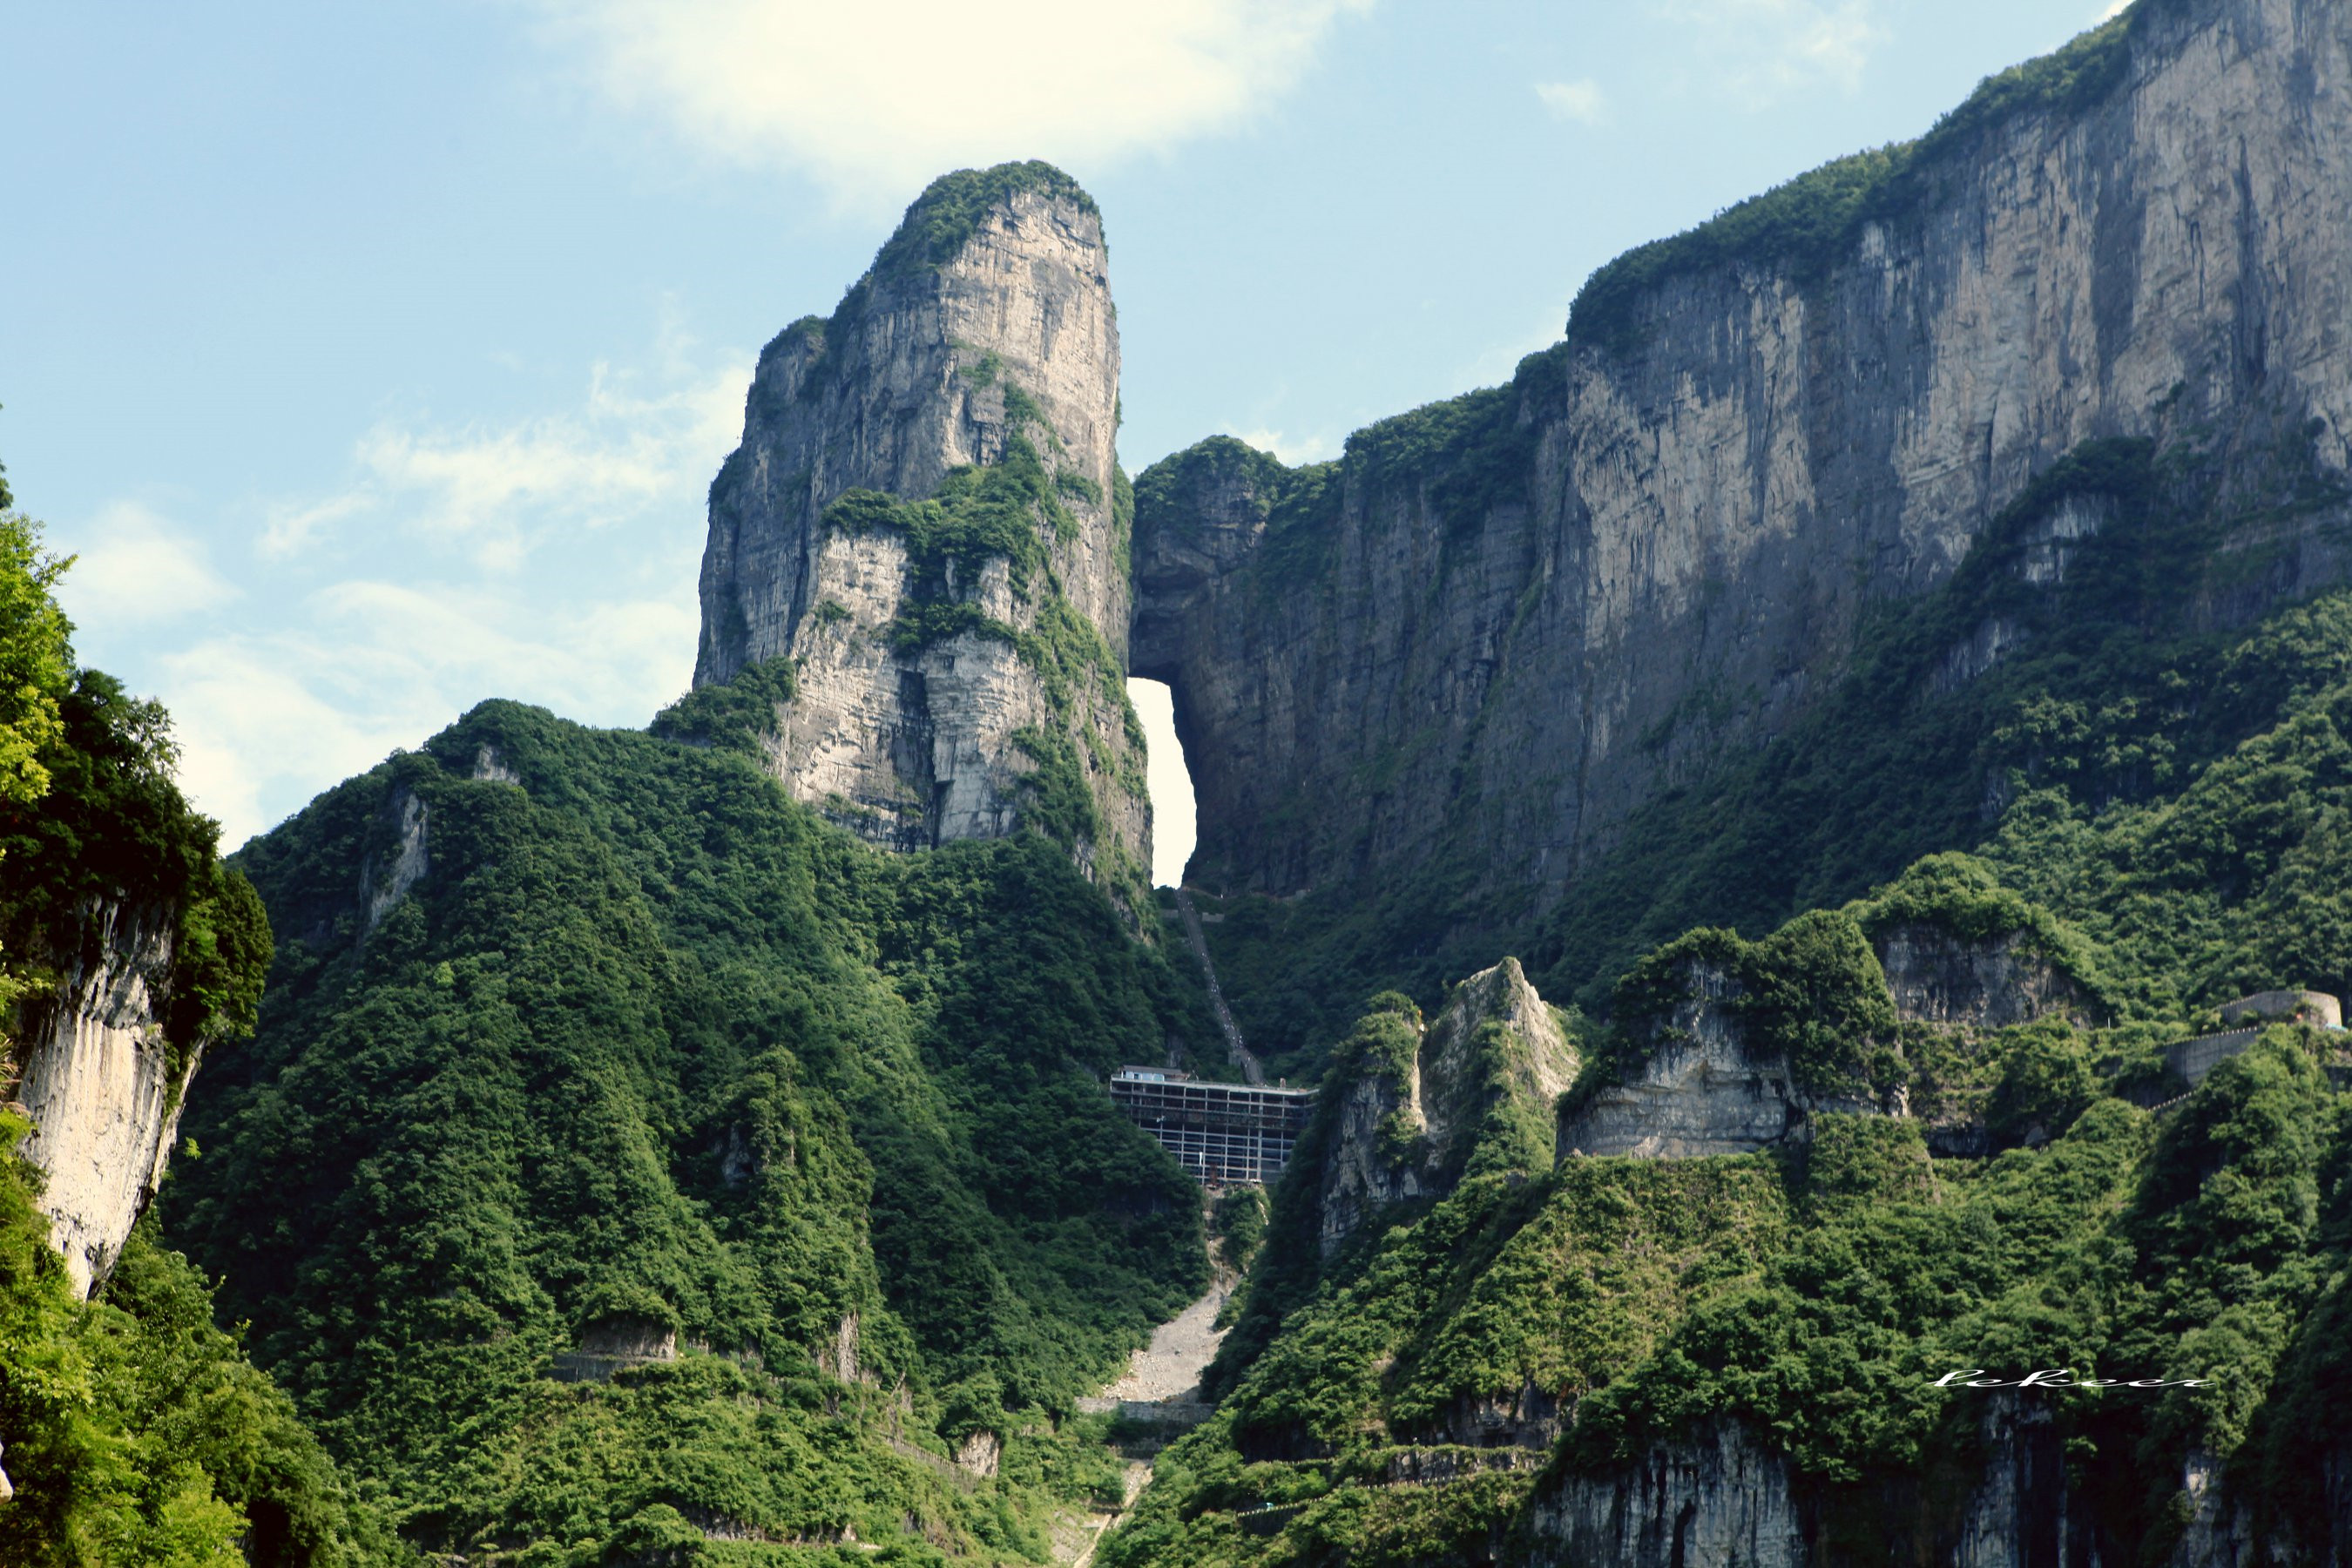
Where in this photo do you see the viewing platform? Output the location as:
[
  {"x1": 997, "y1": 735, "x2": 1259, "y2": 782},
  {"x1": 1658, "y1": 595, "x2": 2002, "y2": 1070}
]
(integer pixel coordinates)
[{"x1": 1109, "y1": 1067, "x2": 1314, "y2": 1186}]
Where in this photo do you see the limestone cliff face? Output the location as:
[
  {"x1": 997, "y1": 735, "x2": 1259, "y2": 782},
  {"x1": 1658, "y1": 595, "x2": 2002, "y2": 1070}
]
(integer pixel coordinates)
[
  {"x1": 1135, "y1": 0, "x2": 2352, "y2": 909},
  {"x1": 13, "y1": 899, "x2": 201, "y2": 1296},
  {"x1": 1526, "y1": 1425, "x2": 1804, "y2": 1568},
  {"x1": 1315, "y1": 1012, "x2": 1423, "y2": 1255},
  {"x1": 694, "y1": 162, "x2": 1145, "y2": 871},
  {"x1": 1877, "y1": 924, "x2": 2098, "y2": 1031},
  {"x1": 1558, "y1": 915, "x2": 2089, "y2": 1159},
  {"x1": 1521, "y1": 1403, "x2": 2191, "y2": 1568},
  {"x1": 1320, "y1": 958, "x2": 1577, "y2": 1253},
  {"x1": 1555, "y1": 958, "x2": 1851, "y2": 1160}
]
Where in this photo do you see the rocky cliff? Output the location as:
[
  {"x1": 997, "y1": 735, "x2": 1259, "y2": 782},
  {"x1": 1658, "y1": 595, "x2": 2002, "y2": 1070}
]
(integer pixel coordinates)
[
  {"x1": 1523, "y1": 1403, "x2": 2118, "y2": 1568},
  {"x1": 12, "y1": 898, "x2": 203, "y2": 1296},
  {"x1": 1319, "y1": 957, "x2": 1576, "y2": 1252},
  {"x1": 1134, "y1": 0, "x2": 2352, "y2": 922},
  {"x1": 694, "y1": 161, "x2": 1146, "y2": 875},
  {"x1": 1557, "y1": 906, "x2": 2089, "y2": 1159},
  {"x1": 1527, "y1": 1425, "x2": 1804, "y2": 1568},
  {"x1": 1875, "y1": 923, "x2": 2099, "y2": 1031},
  {"x1": 1555, "y1": 955, "x2": 1824, "y2": 1160}
]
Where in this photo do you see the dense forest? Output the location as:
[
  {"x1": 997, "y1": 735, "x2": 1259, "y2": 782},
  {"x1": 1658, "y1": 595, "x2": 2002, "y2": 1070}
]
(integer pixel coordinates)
[
  {"x1": 0, "y1": 467, "x2": 389, "y2": 1565},
  {"x1": 5, "y1": 0, "x2": 2351, "y2": 1560},
  {"x1": 159, "y1": 686, "x2": 1227, "y2": 1561}
]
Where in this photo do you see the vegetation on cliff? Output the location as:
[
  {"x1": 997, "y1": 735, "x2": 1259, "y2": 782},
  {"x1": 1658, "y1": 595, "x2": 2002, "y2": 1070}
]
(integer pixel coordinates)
[
  {"x1": 1112, "y1": 408, "x2": 2352, "y2": 1560},
  {"x1": 1186, "y1": 418, "x2": 2352, "y2": 1083},
  {"x1": 1566, "y1": 3, "x2": 2150, "y2": 357},
  {"x1": 0, "y1": 484, "x2": 269, "y2": 1085},
  {"x1": 166, "y1": 693, "x2": 1222, "y2": 1563},
  {"x1": 0, "y1": 470, "x2": 386, "y2": 1566},
  {"x1": 821, "y1": 368, "x2": 1151, "y2": 905},
  {"x1": 1125, "y1": 115, "x2": 2352, "y2": 1549},
  {"x1": 1123, "y1": 980, "x2": 2346, "y2": 1564},
  {"x1": 871, "y1": 162, "x2": 1100, "y2": 282}
]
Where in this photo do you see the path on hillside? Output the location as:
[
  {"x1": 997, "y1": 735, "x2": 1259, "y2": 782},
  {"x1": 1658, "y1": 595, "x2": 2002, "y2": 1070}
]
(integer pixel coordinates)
[
  {"x1": 1173, "y1": 888, "x2": 1261, "y2": 1085},
  {"x1": 1058, "y1": 1279, "x2": 1233, "y2": 1565},
  {"x1": 1055, "y1": 1463, "x2": 1152, "y2": 1568}
]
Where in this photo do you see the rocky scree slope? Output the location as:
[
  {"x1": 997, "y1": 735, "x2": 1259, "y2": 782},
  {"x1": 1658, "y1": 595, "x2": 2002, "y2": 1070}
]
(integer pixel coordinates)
[
  {"x1": 1134, "y1": 0, "x2": 2352, "y2": 1018},
  {"x1": 695, "y1": 162, "x2": 1148, "y2": 887}
]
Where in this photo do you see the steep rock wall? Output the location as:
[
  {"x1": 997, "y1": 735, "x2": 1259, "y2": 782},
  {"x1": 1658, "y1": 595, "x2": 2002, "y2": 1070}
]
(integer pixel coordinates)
[
  {"x1": 694, "y1": 164, "x2": 1146, "y2": 869},
  {"x1": 1135, "y1": 0, "x2": 2352, "y2": 910},
  {"x1": 1876, "y1": 923, "x2": 2098, "y2": 1031},
  {"x1": 1557, "y1": 960, "x2": 1823, "y2": 1159},
  {"x1": 1520, "y1": 1402, "x2": 2311, "y2": 1567},
  {"x1": 1526, "y1": 1425, "x2": 1805, "y2": 1568},
  {"x1": 1558, "y1": 916, "x2": 2088, "y2": 1159},
  {"x1": 13, "y1": 899, "x2": 199, "y2": 1296},
  {"x1": 1315, "y1": 1012, "x2": 1424, "y2": 1255}
]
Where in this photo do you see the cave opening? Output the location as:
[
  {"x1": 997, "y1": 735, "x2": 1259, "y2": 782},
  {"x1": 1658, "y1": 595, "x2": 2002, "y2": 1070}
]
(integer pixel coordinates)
[{"x1": 1125, "y1": 677, "x2": 1197, "y2": 889}]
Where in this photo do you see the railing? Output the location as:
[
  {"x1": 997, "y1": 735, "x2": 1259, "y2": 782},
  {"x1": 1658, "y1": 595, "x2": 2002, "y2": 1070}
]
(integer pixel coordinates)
[{"x1": 1109, "y1": 1072, "x2": 1313, "y2": 1186}]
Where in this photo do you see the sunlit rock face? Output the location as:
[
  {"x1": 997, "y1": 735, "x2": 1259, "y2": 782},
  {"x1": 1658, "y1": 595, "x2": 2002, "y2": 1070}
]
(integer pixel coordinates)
[
  {"x1": 1320, "y1": 959, "x2": 1578, "y2": 1253},
  {"x1": 15, "y1": 899, "x2": 199, "y2": 1297},
  {"x1": 1136, "y1": 0, "x2": 2352, "y2": 909},
  {"x1": 693, "y1": 164, "x2": 1146, "y2": 872}
]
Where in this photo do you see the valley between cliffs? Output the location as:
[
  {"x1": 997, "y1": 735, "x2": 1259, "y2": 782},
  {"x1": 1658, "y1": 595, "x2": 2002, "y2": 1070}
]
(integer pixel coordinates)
[{"x1": 8, "y1": 0, "x2": 2352, "y2": 1565}]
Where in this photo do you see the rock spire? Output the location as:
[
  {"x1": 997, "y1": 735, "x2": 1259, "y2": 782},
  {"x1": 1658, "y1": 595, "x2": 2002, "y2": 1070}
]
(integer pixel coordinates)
[{"x1": 693, "y1": 162, "x2": 1146, "y2": 879}]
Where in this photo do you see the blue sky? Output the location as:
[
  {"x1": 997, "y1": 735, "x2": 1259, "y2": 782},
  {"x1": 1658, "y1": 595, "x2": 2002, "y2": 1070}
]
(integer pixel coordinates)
[{"x1": 2, "y1": 0, "x2": 2126, "y2": 879}]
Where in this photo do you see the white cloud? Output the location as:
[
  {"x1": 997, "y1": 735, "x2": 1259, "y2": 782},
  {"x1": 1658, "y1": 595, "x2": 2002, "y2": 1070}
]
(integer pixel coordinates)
[
  {"x1": 529, "y1": 0, "x2": 1375, "y2": 197},
  {"x1": 54, "y1": 501, "x2": 239, "y2": 632},
  {"x1": 1232, "y1": 426, "x2": 1340, "y2": 465},
  {"x1": 162, "y1": 579, "x2": 700, "y2": 846},
  {"x1": 269, "y1": 350, "x2": 747, "y2": 571},
  {"x1": 98, "y1": 329, "x2": 751, "y2": 846},
  {"x1": 258, "y1": 492, "x2": 375, "y2": 561},
  {"x1": 1535, "y1": 78, "x2": 1607, "y2": 124},
  {"x1": 1652, "y1": 0, "x2": 1884, "y2": 104},
  {"x1": 2095, "y1": 0, "x2": 2132, "y2": 20}
]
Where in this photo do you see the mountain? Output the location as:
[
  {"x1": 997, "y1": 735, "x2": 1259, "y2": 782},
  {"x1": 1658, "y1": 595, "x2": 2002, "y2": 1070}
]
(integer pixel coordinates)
[
  {"x1": 693, "y1": 161, "x2": 1149, "y2": 900},
  {"x1": 1138, "y1": 0, "x2": 2352, "y2": 1065},
  {"x1": 41, "y1": 0, "x2": 2352, "y2": 1560},
  {"x1": 1085, "y1": 3, "x2": 2352, "y2": 1558}
]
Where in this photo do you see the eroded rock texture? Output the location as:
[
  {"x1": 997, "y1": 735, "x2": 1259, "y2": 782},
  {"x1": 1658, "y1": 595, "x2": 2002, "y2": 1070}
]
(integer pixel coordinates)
[
  {"x1": 1134, "y1": 0, "x2": 2352, "y2": 911},
  {"x1": 694, "y1": 163, "x2": 1146, "y2": 870},
  {"x1": 1554, "y1": 958, "x2": 1817, "y2": 1160},
  {"x1": 1320, "y1": 957, "x2": 1577, "y2": 1252},
  {"x1": 1877, "y1": 923, "x2": 2099, "y2": 1031},
  {"x1": 1528, "y1": 1424, "x2": 1805, "y2": 1568},
  {"x1": 14, "y1": 899, "x2": 201, "y2": 1296}
]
